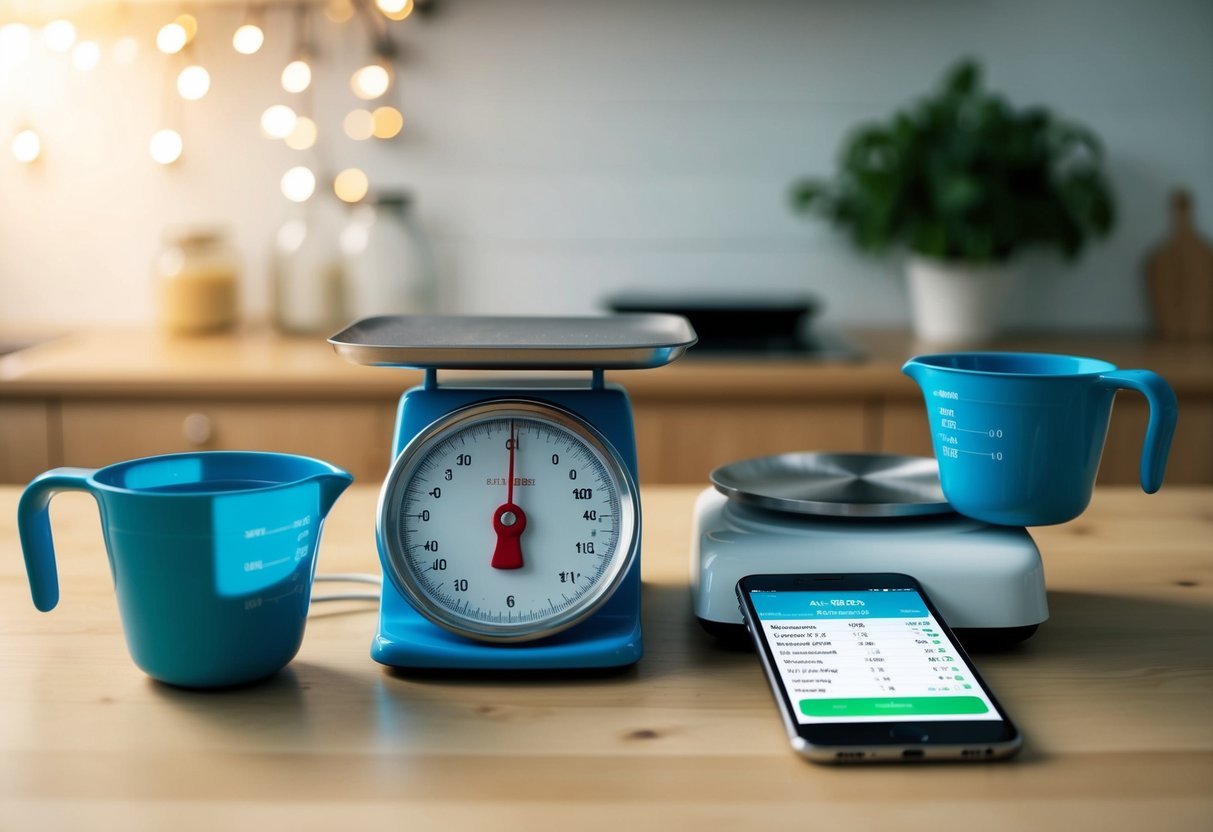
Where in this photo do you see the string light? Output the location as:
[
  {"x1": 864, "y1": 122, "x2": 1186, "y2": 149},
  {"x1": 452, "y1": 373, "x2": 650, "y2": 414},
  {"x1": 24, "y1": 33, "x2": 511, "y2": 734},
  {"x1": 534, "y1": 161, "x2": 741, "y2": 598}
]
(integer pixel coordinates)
[
  {"x1": 261, "y1": 105, "x2": 298, "y2": 139},
  {"x1": 156, "y1": 21, "x2": 188, "y2": 54},
  {"x1": 325, "y1": 0, "x2": 355, "y2": 23},
  {"x1": 177, "y1": 65, "x2": 211, "y2": 100},
  {"x1": 372, "y1": 106, "x2": 404, "y2": 139},
  {"x1": 11, "y1": 130, "x2": 41, "y2": 164},
  {"x1": 334, "y1": 168, "x2": 369, "y2": 203},
  {"x1": 175, "y1": 14, "x2": 198, "y2": 44},
  {"x1": 376, "y1": 0, "x2": 414, "y2": 21},
  {"x1": 233, "y1": 6, "x2": 265, "y2": 56},
  {"x1": 112, "y1": 36, "x2": 139, "y2": 65},
  {"x1": 281, "y1": 166, "x2": 316, "y2": 202},
  {"x1": 351, "y1": 63, "x2": 391, "y2": 100},
  {"x1": 285, "y1": 116, "x2": 317, "y2": 150},
  {"x1": 42, "y1": 20, "x2": 76, "y2": 53},
  {"x1": 281, "y1": 60, "x2": 312, "y2": 93},
  {"x1": 149, "y1": 129, "x2": 183, "y2": 165},
  {"x1": 71, "y1": 40, "x2": 101, "y2": 72},
  {"x1": 343, "y1": 109, "x2": 374, "y2": 141},
  {"x1": 0, "y1": 23, "x2": 32, "y2": 67}
]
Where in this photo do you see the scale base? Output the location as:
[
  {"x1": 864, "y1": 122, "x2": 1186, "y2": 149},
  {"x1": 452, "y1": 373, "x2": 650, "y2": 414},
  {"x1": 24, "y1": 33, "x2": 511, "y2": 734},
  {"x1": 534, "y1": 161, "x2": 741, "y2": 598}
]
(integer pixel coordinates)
[
  {"x1": 372, "y1": 587, "x2": 642, "y2": 670},
  {"x1": 692, "y1": 488, "x2": 1049, "y2": 651}
]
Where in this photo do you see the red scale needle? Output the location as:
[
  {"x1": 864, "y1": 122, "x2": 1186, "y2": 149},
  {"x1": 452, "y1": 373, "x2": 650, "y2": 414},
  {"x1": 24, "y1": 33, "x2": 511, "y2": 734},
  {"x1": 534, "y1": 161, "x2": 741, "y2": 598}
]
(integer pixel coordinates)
[{"x1": 492, "y1": 419, "x2": 526, "y2": 569}]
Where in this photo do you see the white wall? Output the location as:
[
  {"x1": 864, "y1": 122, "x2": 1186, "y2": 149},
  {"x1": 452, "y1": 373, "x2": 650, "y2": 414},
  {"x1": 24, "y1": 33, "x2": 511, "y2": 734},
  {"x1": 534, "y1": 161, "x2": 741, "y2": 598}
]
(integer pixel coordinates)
[{"x1": 1, "y1": 0, "x2": 1210, "y2": 331}]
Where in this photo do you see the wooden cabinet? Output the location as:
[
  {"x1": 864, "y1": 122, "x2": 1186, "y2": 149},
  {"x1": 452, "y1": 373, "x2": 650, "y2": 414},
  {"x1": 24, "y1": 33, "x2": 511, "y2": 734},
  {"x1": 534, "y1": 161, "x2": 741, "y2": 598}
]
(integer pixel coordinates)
[
  {"x1": 633, "y1": 401, "x2": 871, "y2": 483},
  {"x1": 56, "y1": 399, "x2": 397, "y2": 484},
  {"x1": 3, "y1": 328, "x2": 1210, "y2": 487},
  {"x1": 0, "y1": 401, "x2": 52, "y2": 483}
]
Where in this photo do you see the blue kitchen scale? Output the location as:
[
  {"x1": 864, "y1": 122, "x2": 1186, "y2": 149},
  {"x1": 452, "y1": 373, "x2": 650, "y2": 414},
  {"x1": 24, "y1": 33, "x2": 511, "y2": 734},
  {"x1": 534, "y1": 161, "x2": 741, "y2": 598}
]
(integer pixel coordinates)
[{"x1": 330, "y1": 314, "x2": 696, "y2": 670}]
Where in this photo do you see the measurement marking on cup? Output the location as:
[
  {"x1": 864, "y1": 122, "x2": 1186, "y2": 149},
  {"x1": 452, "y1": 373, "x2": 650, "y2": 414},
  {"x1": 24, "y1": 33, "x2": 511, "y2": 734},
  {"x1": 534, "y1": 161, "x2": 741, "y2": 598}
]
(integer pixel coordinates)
[{"x1": 958, "y1": 449, "x2": 1004, "y2": 460}]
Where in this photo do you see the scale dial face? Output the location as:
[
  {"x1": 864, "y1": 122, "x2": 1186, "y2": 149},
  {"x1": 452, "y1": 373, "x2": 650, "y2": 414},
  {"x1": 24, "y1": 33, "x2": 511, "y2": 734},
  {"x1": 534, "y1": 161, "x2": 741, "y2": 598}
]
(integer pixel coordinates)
[{"x1": 379, "y1": 401, "x2": 639, "y2": 642}]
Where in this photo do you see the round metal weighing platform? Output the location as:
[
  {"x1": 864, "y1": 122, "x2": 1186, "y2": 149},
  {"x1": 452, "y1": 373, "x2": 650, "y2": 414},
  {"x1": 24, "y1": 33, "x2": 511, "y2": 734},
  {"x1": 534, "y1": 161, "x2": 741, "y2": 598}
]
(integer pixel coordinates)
[{"x1": 709, "y1": 452, "x2": 952, "y2": 519}]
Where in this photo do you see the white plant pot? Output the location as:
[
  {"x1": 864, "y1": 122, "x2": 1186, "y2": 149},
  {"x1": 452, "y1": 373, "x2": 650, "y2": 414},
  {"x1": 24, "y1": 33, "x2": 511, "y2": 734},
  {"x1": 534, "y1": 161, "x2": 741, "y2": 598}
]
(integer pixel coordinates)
[{"x1": 905, "y1": 256, "x2": 1014, "y2": 344}]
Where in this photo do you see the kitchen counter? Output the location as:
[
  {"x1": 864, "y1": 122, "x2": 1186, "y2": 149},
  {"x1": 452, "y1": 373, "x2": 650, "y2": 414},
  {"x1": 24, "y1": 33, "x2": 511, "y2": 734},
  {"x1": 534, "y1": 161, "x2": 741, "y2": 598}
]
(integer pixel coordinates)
[
  {"x1": 2, "y1": 327, "x2": 1211, "y2": 485},
  {"x1": 1, "y1": 484, "x2": 1210, "y2": 830}
]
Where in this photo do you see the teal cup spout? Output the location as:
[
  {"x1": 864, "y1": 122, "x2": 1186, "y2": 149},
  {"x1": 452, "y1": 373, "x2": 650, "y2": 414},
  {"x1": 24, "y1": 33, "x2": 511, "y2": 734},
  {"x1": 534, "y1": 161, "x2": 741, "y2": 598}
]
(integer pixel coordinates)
[
  {"x1": 902, "y1": 353, "x2": 1177, "y2": 526},
  {"x1": 17, "y1": 451, "x2": 353, "y2": 688}
]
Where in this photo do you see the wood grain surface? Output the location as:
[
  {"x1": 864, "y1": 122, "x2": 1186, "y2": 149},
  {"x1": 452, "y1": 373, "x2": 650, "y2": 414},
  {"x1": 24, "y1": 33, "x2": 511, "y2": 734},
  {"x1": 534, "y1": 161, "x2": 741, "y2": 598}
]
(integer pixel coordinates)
[{"x1": 1, "y1": 485, "x2": 1210, "y2": 830}]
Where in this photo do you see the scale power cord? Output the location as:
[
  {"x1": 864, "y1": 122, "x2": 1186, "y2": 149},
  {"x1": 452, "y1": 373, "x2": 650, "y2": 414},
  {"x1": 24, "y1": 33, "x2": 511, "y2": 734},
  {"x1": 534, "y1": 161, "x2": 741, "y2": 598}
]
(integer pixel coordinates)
[{"x1": 311, "y1": 572, "x2": 382, "y2": 604}]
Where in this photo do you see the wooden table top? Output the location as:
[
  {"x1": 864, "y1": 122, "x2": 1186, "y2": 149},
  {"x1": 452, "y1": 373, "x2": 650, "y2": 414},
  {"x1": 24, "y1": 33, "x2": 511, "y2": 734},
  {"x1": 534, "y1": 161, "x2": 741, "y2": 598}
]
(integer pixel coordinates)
[{"x1": 1, "y1": 484, "x2": 1211, "y2": 830}]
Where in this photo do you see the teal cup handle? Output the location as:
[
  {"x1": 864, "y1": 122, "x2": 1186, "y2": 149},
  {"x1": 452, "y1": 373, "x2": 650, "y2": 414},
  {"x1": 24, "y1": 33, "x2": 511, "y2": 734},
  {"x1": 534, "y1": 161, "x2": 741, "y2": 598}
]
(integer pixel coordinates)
[
  {"x1": 17, "y1": 468, "x2": 98, "y2": 613},
  {"x1": 1095, "y1": 369, "x2": 1178, "y2": 494},
  {"x1": 16, "y1": 452, "x2": 353, "y2": 688}
]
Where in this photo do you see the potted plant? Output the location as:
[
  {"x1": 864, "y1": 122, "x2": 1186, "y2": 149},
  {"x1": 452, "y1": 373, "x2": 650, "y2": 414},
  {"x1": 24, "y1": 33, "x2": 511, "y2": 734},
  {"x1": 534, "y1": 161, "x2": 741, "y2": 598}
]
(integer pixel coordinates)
[{"x1": 791, "y1": 59, "x2": 1116, "y2": 343}]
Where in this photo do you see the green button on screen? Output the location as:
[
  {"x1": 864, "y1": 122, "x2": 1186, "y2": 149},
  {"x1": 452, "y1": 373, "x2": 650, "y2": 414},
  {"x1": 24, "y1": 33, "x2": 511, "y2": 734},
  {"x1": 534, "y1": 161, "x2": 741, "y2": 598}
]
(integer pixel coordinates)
[{"x1": 800, "y1": 696, "x2": 990, "y2": 717}]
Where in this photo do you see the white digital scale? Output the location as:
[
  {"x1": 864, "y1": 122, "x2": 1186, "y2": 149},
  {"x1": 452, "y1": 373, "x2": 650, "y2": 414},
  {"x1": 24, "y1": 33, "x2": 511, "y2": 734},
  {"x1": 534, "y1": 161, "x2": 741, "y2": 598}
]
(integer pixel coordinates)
[{"x1": 691, "y1": 453, "x2": 1049, "y2": 650}]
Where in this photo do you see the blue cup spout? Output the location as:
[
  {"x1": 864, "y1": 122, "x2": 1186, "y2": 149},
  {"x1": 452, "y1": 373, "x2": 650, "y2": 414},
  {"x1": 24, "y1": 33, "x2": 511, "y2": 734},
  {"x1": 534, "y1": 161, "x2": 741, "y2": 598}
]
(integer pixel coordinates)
[{"x1": 310, "y1": 470, "x2": 355, "y2": 517}]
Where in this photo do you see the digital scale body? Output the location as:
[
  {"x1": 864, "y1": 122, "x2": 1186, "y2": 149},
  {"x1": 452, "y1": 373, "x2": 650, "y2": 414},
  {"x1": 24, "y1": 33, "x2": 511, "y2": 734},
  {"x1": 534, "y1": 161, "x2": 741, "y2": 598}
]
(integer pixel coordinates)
[
  {"x1": 331, "y1": 314, "x2": 696, "y2": 670},
  {"x1": 692, "y1": 453, "x2": 1049, "y2": 650}
]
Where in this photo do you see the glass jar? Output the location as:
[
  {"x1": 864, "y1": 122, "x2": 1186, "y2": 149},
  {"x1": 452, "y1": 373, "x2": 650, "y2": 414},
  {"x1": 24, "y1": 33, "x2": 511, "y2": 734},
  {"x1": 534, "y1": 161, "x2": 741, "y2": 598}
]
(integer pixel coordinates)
[
  {"x1": 155, "y1": 230, "x2": 240, "y2": 335},
  {"x1": 341, "y1": 191, "x2": 437, "y2": 318},
  {"x1": 272, "y1": 197, "x2": 347, "y2": 335}
]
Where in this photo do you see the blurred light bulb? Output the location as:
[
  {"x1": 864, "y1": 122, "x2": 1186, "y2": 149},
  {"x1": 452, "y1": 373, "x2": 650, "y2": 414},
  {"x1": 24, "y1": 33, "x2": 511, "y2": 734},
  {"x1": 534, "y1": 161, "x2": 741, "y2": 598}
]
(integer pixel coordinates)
[
  {"x1": 343, "y1": 109, "x2": 374, "y2": 141},
  {"x1": 334, "y1": 168, "x2": 369, "y2": 203},
  {"x1": 376, "y1": 0, "x2": 414, "y2": 21},
  {"x1": 281, "y1": 59, "x2": 311, "y2": 93},
  {"x1": 372, "y1": 106, "x2": 404, "y2": 139},
  {"x1": 277, "y1": 218, "x2": 307, "y2": 254},
  {"x1": 281, "y1": 166, "x2": 316, "y2": 202},
  {"x1": 11, "y1": 129, "x2": 41, "y2": 164},
  {"x1": 261, "y1": 105, "x2": 298, "y2": 139},
  {"x1": 71, "y1": 40, "x2": 101, "y2": 71},
  {"x1": 350, "y1": 64, "x2": 390, "y2": 100},
  {"x1": 156, "y1": 22, "x2": 187, "y2": 54},
  {"x1": 0, "y1": 23, "x2": 33, "y2": 67},
  {"x1": 325, "y1": 0, "x2": 355, "y2": 23},
  {"x1": 149, "y1": 129, "x2": 183, "y2": 165},
  {"x1": 284, "y1": 116, "x2": 317, "y2": 150},
  {"x1": 233, "y1": 23, "x2": 264, "y2": 55},
  {"x1": 43, "y1": 20, "x2": 76, "y2": 53},
  {"x1": 175, "y1": 14, "x2": 198, "y2": 44},
  {"x1": 112, "y1": 35, "x2": 139, "y2": 65},
  {"x1": 177, "y1": 65, "x2": 210, "y2": 100}
]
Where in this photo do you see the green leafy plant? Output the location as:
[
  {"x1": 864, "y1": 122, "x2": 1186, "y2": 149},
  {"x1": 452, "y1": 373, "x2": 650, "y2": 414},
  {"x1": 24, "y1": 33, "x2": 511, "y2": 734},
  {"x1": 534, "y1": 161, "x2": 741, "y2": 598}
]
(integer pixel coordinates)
[{"x1": 791, "y1": 59, "x2": 1116, "y2": 263}]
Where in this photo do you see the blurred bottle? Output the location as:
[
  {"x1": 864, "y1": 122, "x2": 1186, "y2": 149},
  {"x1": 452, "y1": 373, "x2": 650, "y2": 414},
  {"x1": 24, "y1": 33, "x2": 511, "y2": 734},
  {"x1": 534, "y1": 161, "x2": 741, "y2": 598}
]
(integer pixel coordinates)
[
  {"x1": 341, "y1": 191, "x2": 437, "y2": 318},
  {"x1": 272, "y1": 196, "x2": 348, "y2": 335},
  {"x1": 155, "y1": 229, "x2": 240, "y2": 336}
]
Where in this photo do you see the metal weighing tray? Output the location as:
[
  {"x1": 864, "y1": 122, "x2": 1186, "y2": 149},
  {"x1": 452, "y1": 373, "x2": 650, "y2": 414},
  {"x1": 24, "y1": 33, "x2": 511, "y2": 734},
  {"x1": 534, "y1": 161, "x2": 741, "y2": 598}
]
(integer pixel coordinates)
[
  {"x1": 710, "y1": 452, "x2": 952, "y2": 518},
  {"x1": 329, "y1": 314, "x2": 697, "y2": 370}
]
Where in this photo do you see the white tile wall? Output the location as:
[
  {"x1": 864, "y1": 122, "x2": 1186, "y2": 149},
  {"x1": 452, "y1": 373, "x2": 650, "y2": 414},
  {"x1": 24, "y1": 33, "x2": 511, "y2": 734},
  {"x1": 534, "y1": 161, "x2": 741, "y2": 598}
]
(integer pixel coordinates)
[{"x1": 0, "y1": 0, "x2": 1209, "y2": 330}]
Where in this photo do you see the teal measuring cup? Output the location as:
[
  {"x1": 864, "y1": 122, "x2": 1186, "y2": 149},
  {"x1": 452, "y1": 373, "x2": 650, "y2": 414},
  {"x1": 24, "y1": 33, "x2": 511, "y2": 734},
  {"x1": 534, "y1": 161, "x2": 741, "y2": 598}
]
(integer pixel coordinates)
[
  {"x1": 902, "y1": 353, "x2": 1177, "y2": 526},
  {"x1": 18, "y1": 451, "x2": 352, "y2": 688}
]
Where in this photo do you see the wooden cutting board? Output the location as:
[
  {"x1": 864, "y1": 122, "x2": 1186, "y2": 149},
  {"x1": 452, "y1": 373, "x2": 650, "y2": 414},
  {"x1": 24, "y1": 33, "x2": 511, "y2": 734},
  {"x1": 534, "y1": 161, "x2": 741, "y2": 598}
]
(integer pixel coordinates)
[{"x1": 1147, "y1": 190, "x2": 1213, "y2": 340}]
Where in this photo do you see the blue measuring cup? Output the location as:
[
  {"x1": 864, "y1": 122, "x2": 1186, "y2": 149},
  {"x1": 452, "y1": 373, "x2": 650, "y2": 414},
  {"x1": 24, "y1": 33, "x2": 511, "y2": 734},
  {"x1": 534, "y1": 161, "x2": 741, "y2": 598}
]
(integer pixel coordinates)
[
  {"x1": 902, "y1": 353, "x2": 1177, "y2": 526},
  {"x1": 17, "y1": 451, "x2": 352, "y2": 688}
]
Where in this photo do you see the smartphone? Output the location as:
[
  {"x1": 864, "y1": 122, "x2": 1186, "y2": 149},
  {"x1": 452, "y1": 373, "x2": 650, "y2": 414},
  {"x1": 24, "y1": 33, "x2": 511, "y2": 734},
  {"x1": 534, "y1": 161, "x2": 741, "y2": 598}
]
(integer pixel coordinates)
[{"x1": 736, "y1": 573, "x2": 1022, "y2": 763}]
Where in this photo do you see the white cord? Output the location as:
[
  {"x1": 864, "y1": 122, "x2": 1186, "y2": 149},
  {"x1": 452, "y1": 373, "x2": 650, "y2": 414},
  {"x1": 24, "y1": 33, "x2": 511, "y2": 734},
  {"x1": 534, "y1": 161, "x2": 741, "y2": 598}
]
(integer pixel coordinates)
[{"x1": 312, "y1": 572, "x2": 382, "y2": 603}]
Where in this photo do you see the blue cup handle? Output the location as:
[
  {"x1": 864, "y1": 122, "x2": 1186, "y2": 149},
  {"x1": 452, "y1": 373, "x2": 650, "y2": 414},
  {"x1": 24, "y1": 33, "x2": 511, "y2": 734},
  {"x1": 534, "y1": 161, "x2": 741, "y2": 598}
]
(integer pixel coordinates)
[
  {"x1": 17, "y1": 468, "x2": 98, "y2": 612},
  {"x1": 1096, "y1": 370, "x2": 1178, "y2": 494}
]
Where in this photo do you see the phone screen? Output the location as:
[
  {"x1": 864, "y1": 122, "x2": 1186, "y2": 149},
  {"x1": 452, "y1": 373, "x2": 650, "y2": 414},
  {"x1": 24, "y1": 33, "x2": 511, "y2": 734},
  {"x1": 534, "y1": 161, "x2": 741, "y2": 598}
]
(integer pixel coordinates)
[{"x1": 747, "y1": 587, "x2": 1001, "y2": 725}]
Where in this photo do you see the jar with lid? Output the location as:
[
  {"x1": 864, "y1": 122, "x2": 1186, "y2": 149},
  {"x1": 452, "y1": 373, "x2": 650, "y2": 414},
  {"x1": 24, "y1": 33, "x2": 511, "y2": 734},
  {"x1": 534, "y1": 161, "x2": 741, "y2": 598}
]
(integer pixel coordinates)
[
  {"x1": 155, "y1": 229, "x2": 240, "y2": 335},
  {"x1": 341, "y1": 191, "x2": 437, "y2": 318},
  {"x1": 272, "y1": 195, "x2": 348, "y2": 335}
]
